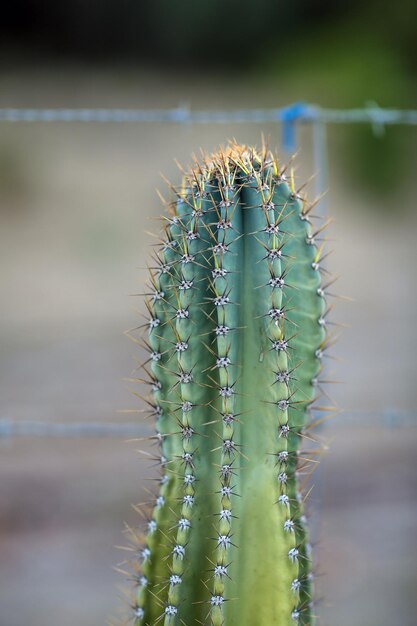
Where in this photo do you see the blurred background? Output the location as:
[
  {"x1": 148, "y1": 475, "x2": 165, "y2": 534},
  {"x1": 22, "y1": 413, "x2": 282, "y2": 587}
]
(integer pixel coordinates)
[{"x1": 0, "y1": 2, "x2": 416, "y2": 625}]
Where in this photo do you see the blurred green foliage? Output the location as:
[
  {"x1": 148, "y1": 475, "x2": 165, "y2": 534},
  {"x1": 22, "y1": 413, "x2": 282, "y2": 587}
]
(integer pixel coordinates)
[
  {"x1": 2, "y1": 0, "x2": 416, "y2": 196},
  {"x1": 1, "y1": 1, "x2": 357, "y2": 66},
  {"x1": 265, "y1": 20, "x2": 417, "y2": 196}
]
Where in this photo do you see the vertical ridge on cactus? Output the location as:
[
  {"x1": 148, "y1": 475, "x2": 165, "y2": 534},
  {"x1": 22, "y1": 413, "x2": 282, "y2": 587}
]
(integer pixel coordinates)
[{"x1": 126, "y1": 142, "x2": 329, "y2": 626}]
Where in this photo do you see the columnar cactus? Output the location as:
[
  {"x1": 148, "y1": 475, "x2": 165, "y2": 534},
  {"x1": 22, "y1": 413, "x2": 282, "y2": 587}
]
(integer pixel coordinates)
[{"x1": 127, "y1": 144, "x2": 329, "y2": 626}]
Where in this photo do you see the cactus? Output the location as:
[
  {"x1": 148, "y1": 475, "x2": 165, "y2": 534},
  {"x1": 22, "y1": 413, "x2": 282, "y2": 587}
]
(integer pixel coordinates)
[{"x1": 126, "y1": 143, "x2": 329, "y2": 626}]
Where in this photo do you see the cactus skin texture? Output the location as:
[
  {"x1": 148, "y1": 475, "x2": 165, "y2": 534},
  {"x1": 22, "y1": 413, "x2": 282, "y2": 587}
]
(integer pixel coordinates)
[{"x1": 129, "y1": 144, "x2": 328, "y2": 626}]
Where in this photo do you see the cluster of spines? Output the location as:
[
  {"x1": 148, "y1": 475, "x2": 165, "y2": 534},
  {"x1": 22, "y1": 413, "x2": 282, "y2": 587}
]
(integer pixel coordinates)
[
  {"x1": 133, "y1": 204, "x2": 182, "y2": 624},
  {"x1": 208, "y1": 166, "x2": 241, "y2": 626},
  {"x1": 283, "y1": 179, "x2": 331, "y2": 624},
  {"x1": 260, "y1": 171, "x2": 299, "y2": 602},
  {"x1": 124, "y1": 143, "x2": 332, "y2": 626},
  {"x1": 163, "y1": 210, "x2": 193, "y2": 624},
  {"x1": 239, "y1": 156, "x2": 302, "y2": 622}
]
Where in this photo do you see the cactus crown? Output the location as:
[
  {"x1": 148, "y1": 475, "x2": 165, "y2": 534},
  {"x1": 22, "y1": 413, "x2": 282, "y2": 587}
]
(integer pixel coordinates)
[{"x1": 126, "y1": 143, "x2": 328, "y2": 626}]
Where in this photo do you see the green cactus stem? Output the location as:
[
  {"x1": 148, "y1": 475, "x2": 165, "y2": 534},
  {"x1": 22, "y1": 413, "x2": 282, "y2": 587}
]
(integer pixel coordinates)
[{"x1": 127, "y1": 143, "x2": 328, "y2": 626}]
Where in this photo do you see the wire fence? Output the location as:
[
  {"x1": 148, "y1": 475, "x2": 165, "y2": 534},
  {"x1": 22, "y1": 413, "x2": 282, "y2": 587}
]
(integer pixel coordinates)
[
  {"x1": 1, "y1": 102, "x2": 416, "y2": 130},
  {"x1": 2, "y1": 102, "x2": 416, "y2": 211},
  {"x1": 1, "y1": 102, "x2": 416, "y2": 437},
  {"x1": 0, "y1": 410, "x2": 416, "y2": 441}
]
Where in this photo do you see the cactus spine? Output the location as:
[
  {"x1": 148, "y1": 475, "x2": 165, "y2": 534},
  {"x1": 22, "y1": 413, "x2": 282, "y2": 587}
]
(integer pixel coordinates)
[{"x1": 128, "y1": 144, "x2": 328, "y2": 626}]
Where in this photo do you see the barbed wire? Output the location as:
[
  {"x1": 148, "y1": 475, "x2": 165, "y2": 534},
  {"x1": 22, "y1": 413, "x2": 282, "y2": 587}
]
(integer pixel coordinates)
[
  {"x1": 0, "y1": 410, "x2": 415, "y2": 440},
  {"x1": 1, "y1": 103, "x2": 416, "y2": 152},
  {"x1": 1, "y1": 103, "x2": 416, "y2": 124},
  {"x1": 0, "y1": 419, "x2": 147, "y2": 439}
]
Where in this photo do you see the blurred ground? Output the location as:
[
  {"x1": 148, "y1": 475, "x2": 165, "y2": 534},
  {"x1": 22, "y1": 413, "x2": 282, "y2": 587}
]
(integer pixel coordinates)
[{"x1": 0, "y1": 68, "x2": 416, "y2": 626}]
